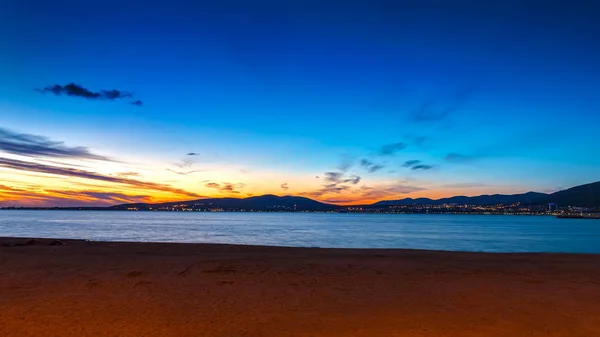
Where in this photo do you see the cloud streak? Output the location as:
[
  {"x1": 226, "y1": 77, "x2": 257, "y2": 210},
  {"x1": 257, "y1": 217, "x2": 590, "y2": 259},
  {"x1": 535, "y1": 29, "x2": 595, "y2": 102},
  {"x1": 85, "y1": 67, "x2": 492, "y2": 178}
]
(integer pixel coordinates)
[
  {"x1": 36, "y1": 83, "x2": 143, "y2": 106},
  {"x1": 378, "y1": 142, "x2": 406, "y2": 156},
  {"x1": 0, "y1": 127, "x2": 112, "y2": 161},
  {"x1": 360, "y1": 159, "x2": 384, "y2": 173},
  {"x1": 280, "y1": 183, "x2": 289, "y2": 191},
  {"x1": 204, "y1": 182, "x2": 245, "y2": 194},
  {"x1": 0, "y1": 157, "x2": 200, "y2": 197}
]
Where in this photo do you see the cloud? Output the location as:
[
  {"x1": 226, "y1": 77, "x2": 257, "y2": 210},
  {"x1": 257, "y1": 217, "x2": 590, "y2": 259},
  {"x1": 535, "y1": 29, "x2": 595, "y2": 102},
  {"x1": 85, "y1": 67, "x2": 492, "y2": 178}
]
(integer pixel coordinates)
[
  {"x1": 174, "y1": 158, "x2": 195, "y2": 169},
  {"x1": 378, "y1": 142, "x2": 406, "y2": 156},
  {"x1": 0, "y1": 127, "x2": 112, "y2": 161},
  {"x1": 280, "y1": 183, "x2": 289, "y2": 191},
  {"x1": 0, "y1": 157, "x2": 200, "y2": 197},
  {"x1": 115, "y1": 171, "x2": 140, "y2": 178},
  {"x1": 302, "y1": 171, "x2": 360, "y2": 198},
  {"x1": 204, "y1": 182, "x2": 245, "y2": 194},
  {"x1": 394, "y1": 158, "x2": 433, "y2": 173},
  {"x1": 343, "y1": 175, "x2": 361, "y2": 184},
  {"x1": 166, "y1": 169, "x2": 207, "y2": 175},
  {"x1": 187, "y1": 152, "x2": 199, "y2": 156},
  {"x1": 402, "y1": 160, "x2": 422, "y2": 168},
  {"x1": 445, "y1": 153, "x2": 479, "y2": 163},
  {"x1": 411, "y1": 164, "x2": 434, "y2": 171},
  {"x1": 324, "y1": 172, "x2": 344, "y2": 183},
  {"x1": 0, "y1": 185, "x2": 156, "y2": 207},
  {"x1": 337, "y1": 154, "x2": 355, "y2": 172},
  {"x1": 301, "y1": 184, "x2": 351, "y2": 198},
  {"x1": 36, "y1": 83, "x2": 143, "y2": 106},
  {"x1": 360, "y1": 159, "x2": 384, "y2": 173},
  {"x1": 410, "y1": 90, "x2": 469, "y2": 123}
]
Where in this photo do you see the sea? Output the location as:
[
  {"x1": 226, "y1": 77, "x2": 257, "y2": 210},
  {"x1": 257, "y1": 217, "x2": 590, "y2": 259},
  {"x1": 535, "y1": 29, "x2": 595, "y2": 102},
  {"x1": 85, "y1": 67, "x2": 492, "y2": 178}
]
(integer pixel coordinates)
[{"x1": 1, "y1": 210, "x2": 599, "y2": 253}]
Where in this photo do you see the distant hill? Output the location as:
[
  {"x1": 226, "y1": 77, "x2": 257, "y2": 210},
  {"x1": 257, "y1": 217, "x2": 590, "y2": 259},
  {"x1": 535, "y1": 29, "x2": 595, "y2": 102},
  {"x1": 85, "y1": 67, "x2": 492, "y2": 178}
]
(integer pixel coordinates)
[
  {"x1": 112, "y1": 195, "x2": 339, "y2": 211},
  {"x1": 539, "y1": 181, "x2": 600, "y2": 207},
  {"x1": 111, "y1": 181, "x2": 600, "y2": 211},
  {"x1": 373, "y1": 192, "x2": 548, "y2": 207}
]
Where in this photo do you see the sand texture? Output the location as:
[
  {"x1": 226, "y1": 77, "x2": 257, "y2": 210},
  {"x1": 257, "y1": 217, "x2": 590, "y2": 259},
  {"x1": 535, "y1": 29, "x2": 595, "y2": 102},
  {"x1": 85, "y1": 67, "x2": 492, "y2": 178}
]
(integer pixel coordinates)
[{"x1": 1, "y1": 237, "x2": 600, "y2": 336}]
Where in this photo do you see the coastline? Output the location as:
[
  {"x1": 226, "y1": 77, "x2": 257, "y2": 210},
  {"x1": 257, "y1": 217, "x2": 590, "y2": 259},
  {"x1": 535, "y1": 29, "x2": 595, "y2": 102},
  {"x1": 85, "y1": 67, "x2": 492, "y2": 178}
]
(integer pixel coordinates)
[{"x1": 2, "y1": 237, "x2": 600, "y2": 336}]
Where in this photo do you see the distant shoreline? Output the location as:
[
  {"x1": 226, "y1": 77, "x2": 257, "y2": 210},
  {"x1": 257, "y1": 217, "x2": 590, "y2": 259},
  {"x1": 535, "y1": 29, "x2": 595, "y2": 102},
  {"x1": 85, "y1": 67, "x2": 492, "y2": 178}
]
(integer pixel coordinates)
[{"x1": 0, "y1": 208, "x2": 558, "y2": 216}]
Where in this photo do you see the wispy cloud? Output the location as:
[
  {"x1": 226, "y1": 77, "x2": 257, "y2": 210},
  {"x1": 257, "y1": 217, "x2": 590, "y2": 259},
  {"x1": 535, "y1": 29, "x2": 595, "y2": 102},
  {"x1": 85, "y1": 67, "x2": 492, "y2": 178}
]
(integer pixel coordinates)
[
  {"x1": 36, "y1": 83, "x2": 143, "y2": 106},
  {"x1": 402, "y1": 160, "x2": 422, "y2": 168},
  {"x1": 337, "y1": 154, "x2": 355, "y2": 172},
  {"x1": 204, "y1": 182, "x2": 245, "y2": 194},
  {"x1": 400, "y1": 157, "x2": 436, "y2": 171},
  {"x1": 445, "y1": 152, "x2": 479, "y2": 163},
  {"x1": 280, "y1": 183, "x2": 289, "y2": 191},
  {"x1": 166, "y1": 168, "x2": 207, "y2": 175},
  {"x1": 0, "y1": 185, "x2": 156, "y2": 207},
  {"x1": 115, "y1": 171, "x2": 140, "y2": 178},
  {"x1": 0, "y1": 127, "x2": 112, "y2": 161},
  {"x1": 378, "y1": 142, "x2": 406, "y2": 156},
  {"x1": 411, "y1": 164, "x2": 433, "y2": 171},
  {"x1": 360, "y1": 159, "x2": 384, "y2": 173},
  {"x1": 0, "y1": 157, "x2": 200, "y2": 197}
]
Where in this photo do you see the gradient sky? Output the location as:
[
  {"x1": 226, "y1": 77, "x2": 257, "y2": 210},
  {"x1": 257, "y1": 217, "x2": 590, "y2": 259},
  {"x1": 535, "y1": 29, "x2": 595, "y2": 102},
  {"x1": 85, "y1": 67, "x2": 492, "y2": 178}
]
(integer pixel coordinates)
[{"x1": 1, "y1": 0, "x2": 600, "y2": 206}]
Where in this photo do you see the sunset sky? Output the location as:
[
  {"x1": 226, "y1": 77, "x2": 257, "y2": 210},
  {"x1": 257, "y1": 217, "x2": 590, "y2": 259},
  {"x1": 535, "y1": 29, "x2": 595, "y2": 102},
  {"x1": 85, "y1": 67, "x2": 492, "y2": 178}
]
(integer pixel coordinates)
[{"x1": 1, "y1": 0, "x2": 600, "y2": 207}]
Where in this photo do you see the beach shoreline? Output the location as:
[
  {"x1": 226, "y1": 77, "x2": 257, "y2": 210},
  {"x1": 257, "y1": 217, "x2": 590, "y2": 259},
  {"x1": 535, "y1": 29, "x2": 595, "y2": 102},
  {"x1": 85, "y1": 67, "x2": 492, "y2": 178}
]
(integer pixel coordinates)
[{"x1": 1, "y1": 237, "x2": 600, "y2": 336}]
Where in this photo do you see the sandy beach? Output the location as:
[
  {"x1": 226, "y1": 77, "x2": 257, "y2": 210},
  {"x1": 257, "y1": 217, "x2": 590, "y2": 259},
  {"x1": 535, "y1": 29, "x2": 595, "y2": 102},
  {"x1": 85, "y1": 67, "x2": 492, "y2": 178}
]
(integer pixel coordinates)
[{"x1": 1, "y1": 237, "x2": 600, "y2": 336}]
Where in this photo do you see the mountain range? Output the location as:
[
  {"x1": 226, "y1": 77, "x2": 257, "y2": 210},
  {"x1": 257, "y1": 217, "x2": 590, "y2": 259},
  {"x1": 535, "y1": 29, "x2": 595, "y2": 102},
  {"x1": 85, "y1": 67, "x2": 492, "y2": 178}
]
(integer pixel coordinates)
[{"x1": 112, "y1": 181, "x2": 600, "y2": 211}]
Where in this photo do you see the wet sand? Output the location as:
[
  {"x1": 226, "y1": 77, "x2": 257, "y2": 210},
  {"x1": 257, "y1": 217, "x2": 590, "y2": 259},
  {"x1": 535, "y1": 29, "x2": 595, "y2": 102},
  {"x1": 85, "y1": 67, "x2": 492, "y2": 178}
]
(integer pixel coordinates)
[{"x1": 1, "y1": 237, "x2": 600, "y2": 336}]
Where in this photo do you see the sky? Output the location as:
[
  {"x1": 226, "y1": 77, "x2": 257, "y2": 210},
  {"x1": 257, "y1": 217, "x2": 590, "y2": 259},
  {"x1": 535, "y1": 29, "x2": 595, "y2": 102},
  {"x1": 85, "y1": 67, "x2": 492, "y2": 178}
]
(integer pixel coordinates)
[{"x1": 1, "y1": 0, "x2": 600, "y2": 207}]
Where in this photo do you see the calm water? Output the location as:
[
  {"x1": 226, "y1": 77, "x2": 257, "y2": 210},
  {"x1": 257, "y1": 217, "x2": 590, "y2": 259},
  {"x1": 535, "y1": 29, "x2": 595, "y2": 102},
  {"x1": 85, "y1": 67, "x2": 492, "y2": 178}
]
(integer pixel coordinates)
[{"x1": 1, "y1": 211, "x2": 599, "y2": 253}]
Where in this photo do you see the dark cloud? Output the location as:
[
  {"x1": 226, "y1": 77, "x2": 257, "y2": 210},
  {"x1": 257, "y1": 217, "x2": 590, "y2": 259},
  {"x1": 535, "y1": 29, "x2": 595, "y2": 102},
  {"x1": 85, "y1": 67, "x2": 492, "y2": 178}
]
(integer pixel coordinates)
[
  {"x1": 204, "y1": 182, "x2": 244, "y2": 194},
  {"x1": 411, "y1": 164, "x2": 434, "y2": 171},
  {"x1": 378, "y1": 142, "x2": 406, "y2": 156},
  {"x1": 342, "y1": 175, "x2": 361, "y2": 184},
  {"x1": 301, "y1": 184, "x2": 351, "y2": 198},
  {"x1": 36, "y1": 83, "x2": 143, "y2": 106},
  {"x1": 280, "y1": 183, "x2": 289, "y2": 191},
  {"x1": 0, "y1": 157, "x2": 200, "y2": 197},
  {"x1": 360, "y1": 159, "x2": 385, "y2": 173},
  {"x1": 324, "y1": 172, "x2": 344, "y2": 183},
  {"x1": 410, "y1": 90, "x2": 469, "y2": 123},
  {"x1": 0, "y1": 127, "x2": 112, "y2": 161},
  {"x1": 445, "y1": 153, "x2": 478, "y2": 163},
  {"x1": 402, "y1": 160, "x2": 422, "y2": 168},
  {"x1": 187, "y1": 152, "x2": 199, "y2": 156}
]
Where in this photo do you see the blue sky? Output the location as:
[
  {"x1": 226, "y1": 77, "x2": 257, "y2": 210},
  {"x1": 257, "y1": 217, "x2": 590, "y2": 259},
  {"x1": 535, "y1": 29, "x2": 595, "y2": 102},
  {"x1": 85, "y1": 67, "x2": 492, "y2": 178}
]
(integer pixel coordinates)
[{"x1": 1, "y1": 0, "x2": 599, "y2": 206}]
